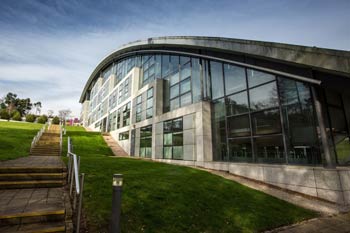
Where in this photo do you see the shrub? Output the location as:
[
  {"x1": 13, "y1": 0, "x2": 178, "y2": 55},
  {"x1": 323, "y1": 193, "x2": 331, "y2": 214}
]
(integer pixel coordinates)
[
  {"x1": 52, "y1": 116, "x2": 60, "y2": 124},
  {"x1": 37, "y1": 115, "x2": 48, "y2": 124},
  {"x1": 25, "y1": 114, "x2": 36, "y2": 123},
  {"x1": 0, "y1": 109, "x2": 10, "y2": 120},
  {"x1": 11, "y1": 111, "x2": 22, "y2": 121}
]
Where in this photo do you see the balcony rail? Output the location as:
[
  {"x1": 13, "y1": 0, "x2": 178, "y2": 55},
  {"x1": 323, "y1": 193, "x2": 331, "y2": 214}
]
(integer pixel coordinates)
[{"x1": 67, "y1": 136, "x2": 85, "y2": 233}]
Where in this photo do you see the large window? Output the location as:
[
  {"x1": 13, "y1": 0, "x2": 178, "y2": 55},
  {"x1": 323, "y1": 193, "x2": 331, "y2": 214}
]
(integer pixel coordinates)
[
  {"x1": 135, "y1": 94, "x2": 142, "y2": 122},
  {"x1": 211, "y1": 64, "x2": 320, "y2": 164},
  {"x1": 146, "y1": 88, "x2": 153, "y2": 119},
  {"x1": 140, "y1": 125, "x2": 152, "y2": 158},
  {"x1": 163, "y1": 118, "x2": 183, "y2": 160},
  {"x1": 121, "y1": 102, "x2": 130, "y2": 127},
  {"x1": 119, "y1": 131, "x2": 129, "y2": 140}
]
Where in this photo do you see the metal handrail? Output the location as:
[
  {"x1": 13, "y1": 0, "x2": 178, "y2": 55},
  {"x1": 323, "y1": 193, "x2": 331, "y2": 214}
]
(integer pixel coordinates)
[
  {"x1": 67, "y1": 136, "x2": 85, "y2": 233},
  {"x1": 30, "y1": 123, "x2": 47, "y2": 150}
]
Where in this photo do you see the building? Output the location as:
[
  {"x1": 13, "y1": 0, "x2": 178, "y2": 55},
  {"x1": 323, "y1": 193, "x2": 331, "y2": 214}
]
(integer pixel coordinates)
[{"x1": 80, "y1": 36, "x2": 350, "y2": 206}]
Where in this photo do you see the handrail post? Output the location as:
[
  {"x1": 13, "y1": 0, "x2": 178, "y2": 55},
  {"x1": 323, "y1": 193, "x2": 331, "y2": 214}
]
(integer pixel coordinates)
[{"x1": 77, "y1": 173, "x2": 85, "y2": 233}]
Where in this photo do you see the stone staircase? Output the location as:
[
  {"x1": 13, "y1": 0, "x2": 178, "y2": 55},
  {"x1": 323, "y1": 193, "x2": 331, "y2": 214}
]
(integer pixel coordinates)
[
  {"x1": 30, "y1": 127, "x2": 61, "y2": 157},
  {"x1": 0, "y1": 125, "x2": 70, "y2": 233},
  {"x1": 102, "y1": 133, "x2": 129, "y2": 157}
]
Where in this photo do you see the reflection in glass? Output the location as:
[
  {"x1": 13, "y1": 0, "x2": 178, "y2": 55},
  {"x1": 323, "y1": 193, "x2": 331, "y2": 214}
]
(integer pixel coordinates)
[
  {"x1": 255, "y1": 136, "x2": 284, "y2": 163},
  {"x1": 247, "y1": 69, "x2": 275, "y2": 88},
  {"x1": 224, "y1": 64, "x2": 246, "y2": 95},
  {"x1": 251, "y1": 109, "x2": 281, "y2": 135},
  {"x1": 180, "y1": 92, "x2": 192, "y2": 107},
  {"x1": 180, "y1": 78, "x2": 191, "y2": 94},
  {"x1": 210, "y1": 61, "x2": 224, "y2": 99},
  {"x1": 212, "y1": 98, "x2": 227, "y2": 161},
  {"x1": 226, "y1": 91, "x2": 249, "y2": 116},
  {"x1": 249, "y1": 82, "x2": 279, "y2": 111},
  {"x1": 278, "y1": 78, "x2": 321, "y2": 164},
  {"x1": 228, "y1": 138, "x2": 252, "y2": 162},
  {"x1": 227, "y1": 115, "x2": 251, "y2": 137}
]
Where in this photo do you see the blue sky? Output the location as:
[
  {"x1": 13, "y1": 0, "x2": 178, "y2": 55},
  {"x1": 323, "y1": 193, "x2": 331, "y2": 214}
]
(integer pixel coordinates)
[{"x1": 0, "y1": 0, "x2": 349, "y2": 117}]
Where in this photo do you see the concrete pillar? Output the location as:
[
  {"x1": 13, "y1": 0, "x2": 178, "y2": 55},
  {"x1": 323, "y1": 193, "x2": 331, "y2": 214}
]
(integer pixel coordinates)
[
  {"x1": 195, "y1": 101, "x2": 213, "y2": 162},
  {"x1": 311, "y1": 86, "x2": 336, "y2": 168}
]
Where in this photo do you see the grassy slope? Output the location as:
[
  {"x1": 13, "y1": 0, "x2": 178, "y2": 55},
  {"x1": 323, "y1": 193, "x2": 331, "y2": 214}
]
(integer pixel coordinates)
[
  {"x1": 64, "y1": 126, "x2": 318, "y2": 233},
  {"x1": 0, "y1": 121, "x2": 42, "y2": 160}
]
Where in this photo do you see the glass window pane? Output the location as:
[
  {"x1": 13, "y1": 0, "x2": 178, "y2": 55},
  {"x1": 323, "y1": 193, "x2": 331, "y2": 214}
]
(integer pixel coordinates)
[
  {"x1": 249, "y1": 82, "x2": 279, "y2": 111},
  {"x1": 180, "y1": 78, "x2": 191, "y2": 94},
  {"x1": 164, "y1": 121, "x2": 172, "y2": 133},
  {"x1": 227, "y1": 115, "x2": 251, "y2": 137},
  {"x1": 224, "y1": 64, "x2": 246, "y2": 95},
  {"x1": 173, "y1": 132, "x2": 183, "y2": 146},
  {"x1": 163, "y1": 147, "x2": 172, "y2": 159},
  {"x1": 170, "y1": 72, "x2": 180, "y2": 86},
  {"x1": 210, "y1": 61, "x2": 224, "y2": 99},
  {"x1": 247, "y1": 69, "x2": 275, "y2": 87},
  {"x1": 172, "y1": 118, "x2": 183, "y2": 131},
  {"x1": 146, "y1": 107, "x2": 153, "y2": 118},
  {"x1": 180, "y1": 62, "x2": 191, "y2": 80},
  {"x1": 137, "y1": 95, "x2": 142, "y2": 104},
  {"x1": 170, "y1": 98, "x2": 180, "y2": 110},
  {"x1": 147, "y1": 88, "x2": 153, "y2": 98},
  {"x1": 162, "y1": 55, "x2": 170, "y2": 77},
  {"x1": 212, "y1": 98, "x2": 227, "y2": 161},
  {"x1": 226, "y1": 91, "x2": 249, "y2": 116},
  {"x1": 164, "y1": 133, "x2": 172, "y2": 145},
  {"x1": 255, "y1": 135, "x2": 284, "y2": 163},
  {"x1": 180, "y1": 92, "x2": 192, "y2": 107},
  {"x1": 191, "y1": 58, "x2": 202, "y2": 103},
  {"x1": 180, "y1": 56, "x2": 190, "y2": 66},
  {"x1": 136, "y1": 113, "x2": 141, "y2": 122},
  {"x1": 173, "y1": 146, "x2": 183, "y2": 159},
  {"x1": 146, "y1": 98, "x2": 153, "y2": 108},
  {"x1": 169, "y1": 55, "x2": 179, "y2": 74},
  {"x1": 278, "y1": 77, "x2": 321, "y2": 165},
  {"x1": 252, "y1": 109, "x2": 281, "y2": 135},
  {"x1": 170, "y1": 84, "x2": 179, "y2": 99},
  {"x1": 228, "y1": 138, "x2": 252, "y2": 162}
]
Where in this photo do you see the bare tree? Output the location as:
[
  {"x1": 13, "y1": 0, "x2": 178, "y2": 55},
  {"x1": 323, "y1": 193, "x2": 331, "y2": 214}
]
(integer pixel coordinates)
[
  {"x1": 47, "y1": 110, "x2": 54, "y2": 117},
  {"x1": 58, "y1": 109, "x2": 72, "y2": 125}
]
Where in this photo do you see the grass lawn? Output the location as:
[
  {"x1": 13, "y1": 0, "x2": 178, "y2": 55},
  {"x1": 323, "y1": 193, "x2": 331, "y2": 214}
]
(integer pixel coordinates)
[
  {"x1": 64, "y1": 126, "x2": 318, "y2": 233},
  {"x1": 0, "y1": 121, "x2": 43, "y2": 160}
]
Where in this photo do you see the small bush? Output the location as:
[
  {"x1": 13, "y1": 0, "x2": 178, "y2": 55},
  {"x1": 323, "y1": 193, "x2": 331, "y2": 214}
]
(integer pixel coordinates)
[
  {"x1": 11, "y1": 111, "x2": 22, "y2": 121},
  {"x1": 0, "y1": 109, "x2": 10, "y2": 120},
  {"x1": 37, "y1": 115, "x2": 48, "y2": 124},
  {"x1": 52, "y1": 116, "x2": 60, "y2": 124},
  {"x1": 25, "y1": 114, "x2": 36, "y2": 123}
]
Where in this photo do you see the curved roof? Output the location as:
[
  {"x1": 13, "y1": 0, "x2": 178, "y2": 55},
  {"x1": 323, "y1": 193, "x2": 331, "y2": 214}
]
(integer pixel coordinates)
[{"x1": 80, "y1": 36, "x2": 350, "y2": 103}]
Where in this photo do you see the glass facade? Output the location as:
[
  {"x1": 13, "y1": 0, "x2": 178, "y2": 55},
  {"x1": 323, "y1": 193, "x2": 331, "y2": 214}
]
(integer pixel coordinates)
[
  {"x1": 211, "y1": 64, "x2": 321, "y2": 165},
  {"x1": 85, "y1": 51, "x2": 349, "y2": 166}
]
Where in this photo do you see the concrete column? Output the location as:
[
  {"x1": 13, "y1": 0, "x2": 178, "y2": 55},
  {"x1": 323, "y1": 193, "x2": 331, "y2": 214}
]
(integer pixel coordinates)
[
  {"x1": 195, "y1": 101, "x2": 213, "y2": 162},
  {"x1": 311, "y1": 86, "x2": 336, "y2": 168}
]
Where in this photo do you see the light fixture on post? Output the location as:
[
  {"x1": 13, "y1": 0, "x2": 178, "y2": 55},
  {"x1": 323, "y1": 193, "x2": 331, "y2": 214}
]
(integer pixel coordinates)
[{"x1": 111, "y1": 174, "x2": 123, "y2": 233}]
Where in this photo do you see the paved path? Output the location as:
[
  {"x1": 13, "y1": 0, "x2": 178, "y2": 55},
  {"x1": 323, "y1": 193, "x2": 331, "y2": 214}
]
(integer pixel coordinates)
[{"x1": 267, "y1": 212, "x2": 350, "y2": 233}]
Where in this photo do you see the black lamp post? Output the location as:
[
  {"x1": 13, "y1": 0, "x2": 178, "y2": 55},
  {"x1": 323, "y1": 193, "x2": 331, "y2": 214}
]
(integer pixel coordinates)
[{"x1": 111, "y1": 174, "x2": 123, "y2": 233}]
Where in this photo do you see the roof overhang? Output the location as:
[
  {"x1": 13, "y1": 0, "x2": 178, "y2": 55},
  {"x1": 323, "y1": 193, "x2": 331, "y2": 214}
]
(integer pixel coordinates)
[{"x1": 80, "y1": 36, "x2": 350, "y2": 103}]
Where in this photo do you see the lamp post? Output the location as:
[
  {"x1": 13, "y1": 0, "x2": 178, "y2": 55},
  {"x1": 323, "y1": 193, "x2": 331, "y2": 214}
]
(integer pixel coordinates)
[{"x1": 111, "y1": 174, "x2": 123, "y2": 233}]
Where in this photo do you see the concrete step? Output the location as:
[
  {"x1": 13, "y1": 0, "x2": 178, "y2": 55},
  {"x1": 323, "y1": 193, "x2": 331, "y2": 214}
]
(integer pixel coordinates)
[
  {"x1": 0, "y1": 207, "x2": 65, "y2": 227},
  {"x1": 0, "y1": 180, "x2": 65, "y2": 189},
  {"x1": 0, "y1": 221, "x2": 65, "y2": 233},
  {"x1": 30, "y1": 150, "x2": 60, "y2": 154},
  {"x1": 0, "y1": 173, "x2": 66, "y2": 181},
  {"x1": 0, "y1": 167, "x2": 66, "y2": 174},
  {"x1": 29, "y1": 154, "x2": 60, "y2": 157}
]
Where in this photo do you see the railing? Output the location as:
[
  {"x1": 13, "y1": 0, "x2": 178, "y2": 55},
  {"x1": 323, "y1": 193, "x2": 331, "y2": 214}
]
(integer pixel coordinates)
[
  {"x1": 67, "y1": 136, "x2": 85, "y2": 233},
  {"x1": 30, "y1": 123, "x2": 47, "y2": 150}
]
